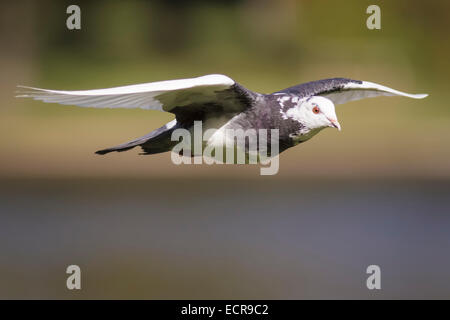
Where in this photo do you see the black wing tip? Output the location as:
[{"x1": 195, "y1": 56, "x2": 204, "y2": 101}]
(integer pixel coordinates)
[
  {"x1": 95, "y1": 149, "x2": 110, "y2": 155},
  {"x1": 95, "y1": 145, "x2": 136, "y2": 155}
]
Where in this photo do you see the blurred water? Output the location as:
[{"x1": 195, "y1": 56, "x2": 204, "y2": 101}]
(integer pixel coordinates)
[{"x1": 0, "y1": 178, "x2": 449, "y2": 299}]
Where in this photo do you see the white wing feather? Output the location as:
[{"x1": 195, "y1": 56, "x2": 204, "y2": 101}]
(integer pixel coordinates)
[
  {"x1": 322, "y1": 81, "x2": 428, "y2": 105},
  {"x1": 17, "y1": 74, "x2": 235, "y2": 112}
]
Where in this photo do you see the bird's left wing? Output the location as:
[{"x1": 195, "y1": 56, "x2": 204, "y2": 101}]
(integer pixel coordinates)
[
  {"x1": 17, "y1": 74, "x2": 256, "y2": 116},
  {"x1": 274, "y1": 78, "x2": 428, "y2": 105}
]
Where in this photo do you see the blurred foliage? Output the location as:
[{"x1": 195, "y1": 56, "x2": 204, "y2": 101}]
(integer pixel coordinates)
[{"x1": 1, "y1": 0, "x2": 449, "y2": 178}]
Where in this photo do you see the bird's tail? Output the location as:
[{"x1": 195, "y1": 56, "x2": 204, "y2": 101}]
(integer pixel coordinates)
[
  {"x1": 95, "y1": 144, "x2": 138, "y2": 155},
  {"x1": 95, "y1": 134, "x2": 151, "y2": 155},
  {"x1": 95, "y1": 120, "x2": 180, "y2": 155}
]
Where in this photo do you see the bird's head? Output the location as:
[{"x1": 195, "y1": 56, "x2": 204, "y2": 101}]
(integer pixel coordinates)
[{"x1": 302, "y1": 96, "x2": 341, "y2": 131}]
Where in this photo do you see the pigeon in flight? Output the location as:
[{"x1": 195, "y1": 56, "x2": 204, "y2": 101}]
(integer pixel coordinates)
[{"x1": 18, "y1": 74, "x2": 427, "y2": 157}]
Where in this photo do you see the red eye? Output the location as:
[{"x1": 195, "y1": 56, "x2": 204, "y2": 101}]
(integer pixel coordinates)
[{"x1": 312, "y1": 106, "x2": 320, "y2": 114}]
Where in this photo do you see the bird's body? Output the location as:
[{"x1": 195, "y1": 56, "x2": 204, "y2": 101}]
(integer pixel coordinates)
[{"x1": 18, "y1": 74, "x2": 427, "y2": 160}]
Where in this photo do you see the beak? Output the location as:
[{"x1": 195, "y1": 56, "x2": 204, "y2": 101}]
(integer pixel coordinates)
[{"x1": 328, "y1": 118, "x2": 341, "y2": 131}]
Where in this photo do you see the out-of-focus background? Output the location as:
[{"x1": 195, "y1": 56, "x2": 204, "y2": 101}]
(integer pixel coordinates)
[{"x1": 1, "y1": 0, "x2": 449, "y2": 299}]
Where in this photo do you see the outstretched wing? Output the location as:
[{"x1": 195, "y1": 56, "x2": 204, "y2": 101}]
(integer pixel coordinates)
[
  {"x1": 17, "y1": 74, "x2": 256, "y2": 121},
  {"x1": 274, "y1": 78, "x2": 428, "y2": 105}
]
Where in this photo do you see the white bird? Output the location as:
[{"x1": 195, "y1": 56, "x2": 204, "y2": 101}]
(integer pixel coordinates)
[{"x1": 17, "y1": 74, "x2": 427, "y2": 156}]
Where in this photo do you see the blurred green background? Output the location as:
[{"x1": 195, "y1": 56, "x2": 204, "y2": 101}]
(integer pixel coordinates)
[
  {"x1": 2, "y1": 0, "x2": 449, "y2": 179},
  {"x1": 0, "y1": 0, "x2": 449, "y2": 299}
]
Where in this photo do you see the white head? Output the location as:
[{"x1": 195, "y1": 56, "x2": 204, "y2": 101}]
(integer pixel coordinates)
[{"x1": 299, "y1": 96, "x2": 341, "y2": 131}]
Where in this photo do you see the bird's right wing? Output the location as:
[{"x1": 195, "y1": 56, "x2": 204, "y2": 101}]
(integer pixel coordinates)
[
  {"x1": 274, "y1": 78, "x2": 428, "y2": 105},
  {"x1": 17, "y1": 74, "x2": 256, "y2": 117}
]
